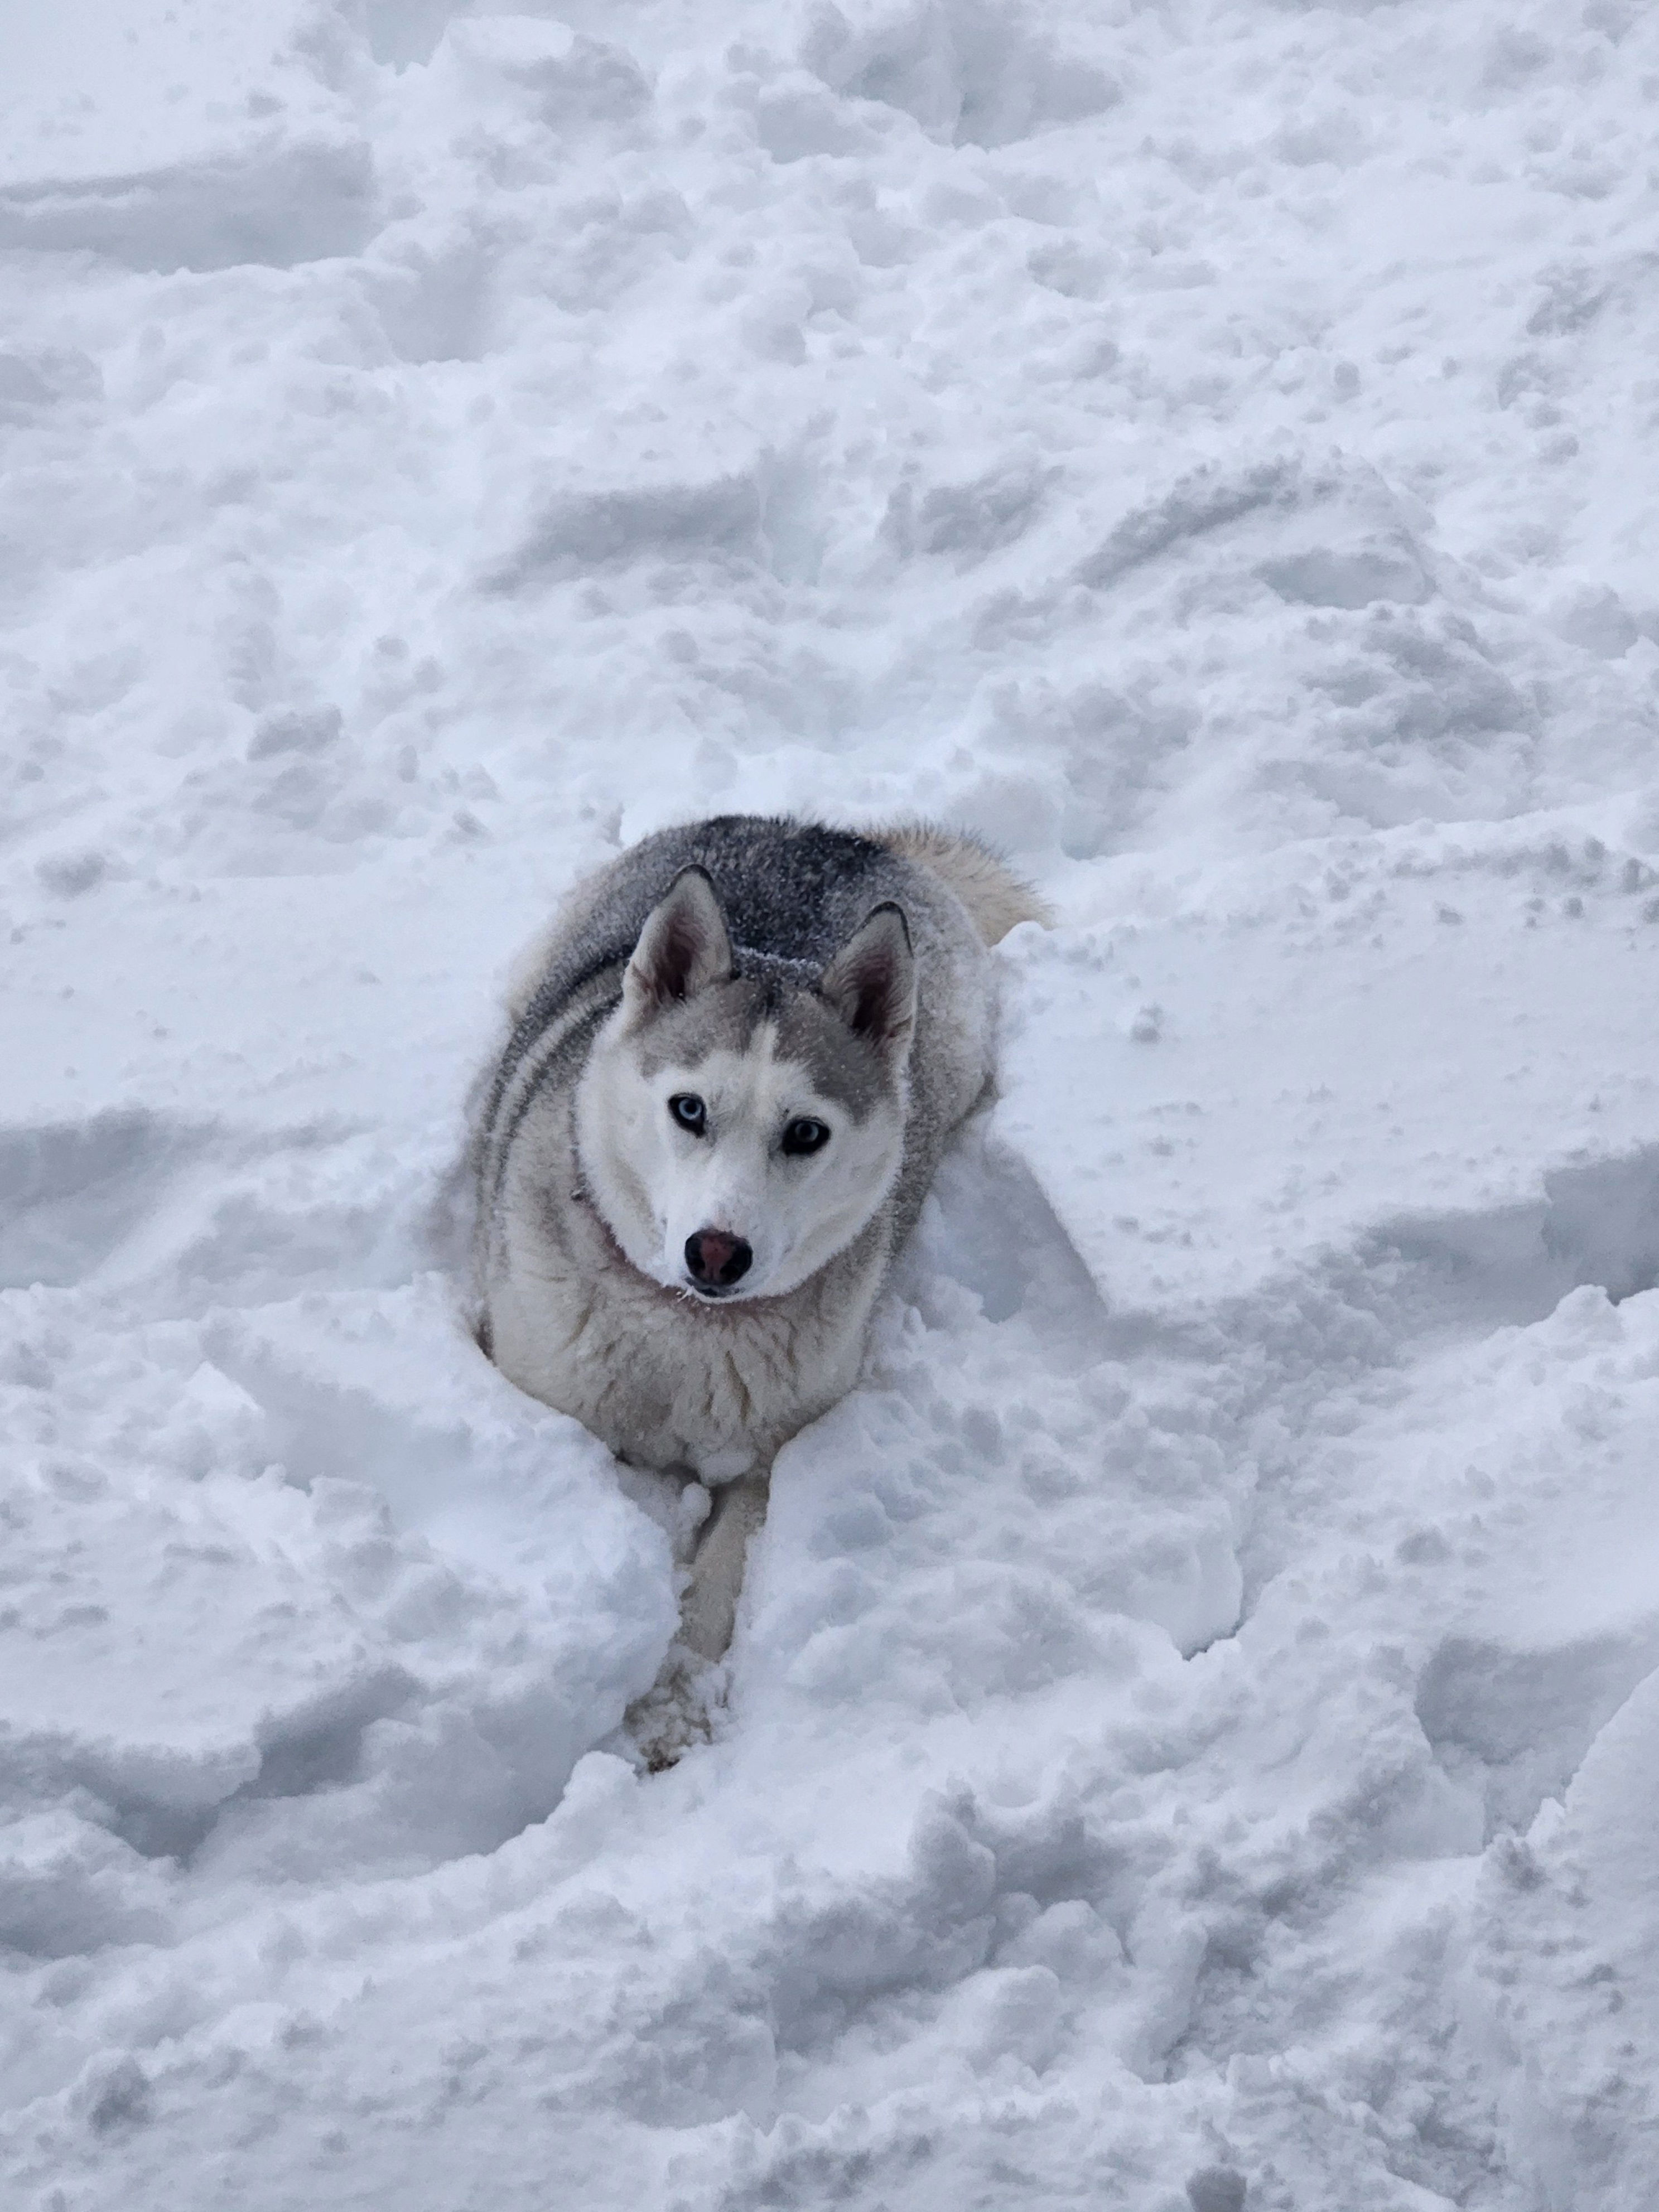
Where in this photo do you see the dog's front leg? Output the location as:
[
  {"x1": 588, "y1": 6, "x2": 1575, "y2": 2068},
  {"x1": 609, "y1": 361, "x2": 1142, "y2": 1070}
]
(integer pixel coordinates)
[{"x1": 678, "y1": 1475, "x2": 769, "y2": 1661}]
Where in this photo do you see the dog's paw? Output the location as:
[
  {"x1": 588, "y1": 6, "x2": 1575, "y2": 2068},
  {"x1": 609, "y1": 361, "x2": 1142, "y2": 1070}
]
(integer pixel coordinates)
[{"x1": 622, "y1": 1646, "x2": 725, "y2": 1772}]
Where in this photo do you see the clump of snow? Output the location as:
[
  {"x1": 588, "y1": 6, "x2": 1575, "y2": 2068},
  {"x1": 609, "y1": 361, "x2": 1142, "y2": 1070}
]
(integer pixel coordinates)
[{"x1": 4, "y1": 0, "x2": 1659, "y2": 2205}]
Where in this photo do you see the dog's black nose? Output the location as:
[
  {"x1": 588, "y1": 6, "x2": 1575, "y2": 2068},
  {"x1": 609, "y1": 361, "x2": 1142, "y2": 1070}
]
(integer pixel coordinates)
[{"x1": 684, "y1": 1229, "x2": 752, "y2": 1288}]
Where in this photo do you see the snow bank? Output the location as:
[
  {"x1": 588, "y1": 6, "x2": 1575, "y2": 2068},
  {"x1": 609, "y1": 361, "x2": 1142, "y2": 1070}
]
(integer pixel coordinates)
[{"x1": 4, "y1": 0, "x2": 1659, "y2": 2205}]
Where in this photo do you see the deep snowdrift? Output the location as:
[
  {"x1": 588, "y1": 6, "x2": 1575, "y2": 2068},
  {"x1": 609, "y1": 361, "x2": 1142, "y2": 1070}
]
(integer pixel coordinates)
[{"x1": 3, "y1": 2, "x2": 1658, "y2": 2206}]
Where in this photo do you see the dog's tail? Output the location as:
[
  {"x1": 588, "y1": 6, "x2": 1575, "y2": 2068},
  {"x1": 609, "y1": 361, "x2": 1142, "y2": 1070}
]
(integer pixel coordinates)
[{"x1": 869, "y1": 822, "x2": 1052, "y2": 946}]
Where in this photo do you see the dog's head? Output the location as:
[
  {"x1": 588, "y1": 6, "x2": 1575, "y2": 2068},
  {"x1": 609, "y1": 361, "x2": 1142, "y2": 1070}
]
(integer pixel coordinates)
[{"x1": 574, "y1": 867, "x2": 915, "y2": 1302}]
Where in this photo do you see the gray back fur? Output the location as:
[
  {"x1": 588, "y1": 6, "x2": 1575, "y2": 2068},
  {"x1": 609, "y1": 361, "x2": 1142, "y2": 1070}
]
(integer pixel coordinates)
[{"x1": 497, "y1": 818, "x2": 925, "y2": 1095}]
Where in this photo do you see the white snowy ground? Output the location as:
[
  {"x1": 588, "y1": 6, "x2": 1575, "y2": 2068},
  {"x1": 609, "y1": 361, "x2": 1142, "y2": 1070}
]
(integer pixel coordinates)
[{"x1": 3, "y1": 0, "x2": 1659, "y2": 2204}]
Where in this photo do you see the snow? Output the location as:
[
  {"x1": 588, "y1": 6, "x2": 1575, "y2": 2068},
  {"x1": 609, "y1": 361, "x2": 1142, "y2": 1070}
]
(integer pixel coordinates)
[{"x1": 2, "y1": 0, "x2": 1658, "y2": 2204}]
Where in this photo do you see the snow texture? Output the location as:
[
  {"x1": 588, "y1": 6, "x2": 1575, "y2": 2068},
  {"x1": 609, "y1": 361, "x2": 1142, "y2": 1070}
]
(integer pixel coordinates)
[{"x1": 3, "y1": 1, "x2": 1659, "y2": 2205}]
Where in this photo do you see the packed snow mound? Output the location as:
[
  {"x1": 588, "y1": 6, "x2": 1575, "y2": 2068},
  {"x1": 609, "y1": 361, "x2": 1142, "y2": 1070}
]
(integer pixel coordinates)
[{"x1": 4, "y1": 0, "x2": 1659, "y2": 2206}]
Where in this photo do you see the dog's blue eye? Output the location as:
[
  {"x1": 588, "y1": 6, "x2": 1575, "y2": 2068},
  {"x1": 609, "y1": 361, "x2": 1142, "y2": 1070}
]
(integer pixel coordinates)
[
  {"x1": 781, "y1": 1118, "x2": 830, "y2": 1157},
  {"x1": 668, "y1": 1094, "x2": 706, "y2": 1134}
]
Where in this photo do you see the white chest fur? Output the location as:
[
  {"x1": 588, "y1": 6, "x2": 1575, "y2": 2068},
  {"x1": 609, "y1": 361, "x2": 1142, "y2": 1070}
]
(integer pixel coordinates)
[{"x1": 484, "y1": 1150, "x2": 884, "y2": 1478}]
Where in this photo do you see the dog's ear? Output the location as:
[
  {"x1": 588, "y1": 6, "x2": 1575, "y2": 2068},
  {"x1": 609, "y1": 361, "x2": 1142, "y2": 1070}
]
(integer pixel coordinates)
[
  {"x1": 819, "y1": 902, "x2": 915, "y2": 1059},
  {"x1": 623, "y1": 868, "x2": 733, "y2": 1016}
]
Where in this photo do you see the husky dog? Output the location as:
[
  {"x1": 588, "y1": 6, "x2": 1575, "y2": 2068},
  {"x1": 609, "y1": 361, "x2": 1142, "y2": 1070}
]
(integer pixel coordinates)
[{"x1": 470, "y1": 816, "x2": 1044, "y2": 1659}]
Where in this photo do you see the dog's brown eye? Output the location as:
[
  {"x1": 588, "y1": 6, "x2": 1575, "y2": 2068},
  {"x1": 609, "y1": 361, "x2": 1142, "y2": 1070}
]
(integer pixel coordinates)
[
  {"x1": 669, "y1": 1094, "x2": 707, "y2": 1134},
  {"x1": 781, "y1": 1117, "x2": 830, "y2": 1157}
]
